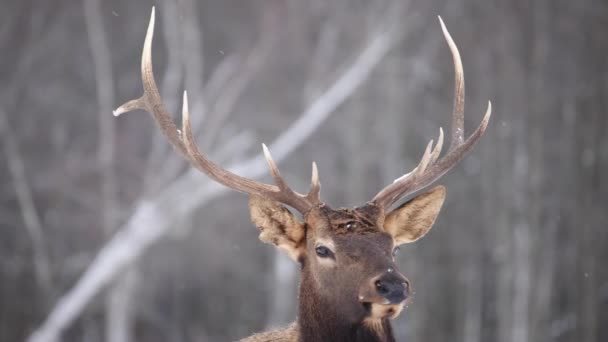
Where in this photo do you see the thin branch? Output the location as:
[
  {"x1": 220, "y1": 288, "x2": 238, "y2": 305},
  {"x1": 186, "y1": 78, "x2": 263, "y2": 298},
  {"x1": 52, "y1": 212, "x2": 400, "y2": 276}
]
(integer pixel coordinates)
[
  {"x1": 83, "y1": 0, "x2": 117, "y2": 235},
  {"x1": 202, "y1": 54, "x2": 240, "y2": 103},
  {"x1": 0, "y1": 108, "x2": 52, "y2": 295},
  {"x1": 263, "y1": 24, "x2": 398, "y2": 161},
  {"x1": 199, "y1": 5, "x2": 280, "y2": 151},
  {"x1": 304, "y1": 21, "x2": 339, "y2": 101},
  {"x1": 83, "y1": 1, "x2": 127, "y2": 341},
  {"x1": 28, "y1": 20, "x2": 398, "y2": 342},
  {"x1": 212, "y1": 130, "x2": 256, "y2": 165}
]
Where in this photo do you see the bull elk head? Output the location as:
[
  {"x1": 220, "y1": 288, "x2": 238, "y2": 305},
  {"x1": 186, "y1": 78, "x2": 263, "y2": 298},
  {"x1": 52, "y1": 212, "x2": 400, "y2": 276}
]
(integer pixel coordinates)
[{"x1": 115, "y1": 8, "x2": 491, "y2": 342}]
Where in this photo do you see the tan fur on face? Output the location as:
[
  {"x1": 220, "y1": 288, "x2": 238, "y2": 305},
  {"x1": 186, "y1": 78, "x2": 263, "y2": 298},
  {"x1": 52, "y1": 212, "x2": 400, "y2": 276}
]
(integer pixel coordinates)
[
  {"x1": 384, "y1": 186, "x2": 446, "y2": 245},
  {"x1": 366, "y1": 303, "x2": 404, "y2": 321},
  {"x1": 249, "y1": 195, "x2": 305, "y2": 261}
]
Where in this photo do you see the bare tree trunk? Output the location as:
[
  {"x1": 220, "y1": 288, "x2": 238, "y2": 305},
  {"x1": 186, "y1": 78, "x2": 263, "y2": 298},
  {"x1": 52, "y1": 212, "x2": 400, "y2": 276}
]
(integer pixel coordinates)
[
  {"x1": 105, "y1": 270, "x2": 137, "y2": 342},
  {"x1": 0, "y1": 109, "x2": 52, "y2": 296},
  {"x1": 575, "y1": 46, "x2": 600, "y2": 342},
  {"x1": 83, "y1": 0, "x2": 126, "y2": 341},
  {"x1": 491, "y1": 7, "x2": 523, "y2": 341},
  {"x1": 509, "y1": 2, "x2": 554, "y2": 341},
  {"x1": 264, "y1": 252, "x2": 297, "y2": 329},
  {"x1": 528, "y1": 2, "x2": 557, "y2": 341}
]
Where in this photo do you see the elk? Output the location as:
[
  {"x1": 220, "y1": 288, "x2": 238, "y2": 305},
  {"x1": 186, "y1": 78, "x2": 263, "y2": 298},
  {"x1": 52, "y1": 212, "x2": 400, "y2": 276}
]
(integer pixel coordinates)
[{"x1": 114, "y1": 8, "x2": 491, "y2": 342}]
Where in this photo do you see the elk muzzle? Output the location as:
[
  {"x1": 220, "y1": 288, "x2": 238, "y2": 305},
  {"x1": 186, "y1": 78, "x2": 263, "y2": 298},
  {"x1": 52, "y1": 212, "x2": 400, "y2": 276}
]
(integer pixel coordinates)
[{"x1": 359, "y1": 269, "x2": 410, "y2": 305}]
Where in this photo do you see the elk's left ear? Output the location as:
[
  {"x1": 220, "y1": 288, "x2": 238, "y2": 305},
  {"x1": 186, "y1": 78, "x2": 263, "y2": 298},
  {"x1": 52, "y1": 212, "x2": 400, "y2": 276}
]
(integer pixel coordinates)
[
  {"x1": 249, "y1": 195, "x2": 306, "y2": 261},
  {"x1": 384, "y1": 185, "x2": 446, "y2": 245}
]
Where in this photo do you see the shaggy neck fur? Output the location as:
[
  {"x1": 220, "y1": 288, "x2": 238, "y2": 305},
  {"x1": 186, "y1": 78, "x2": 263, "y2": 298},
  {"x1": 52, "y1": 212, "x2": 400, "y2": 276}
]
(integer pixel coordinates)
[{"x1": 296, "y1": 264, "x2": 395, "y2": 342}]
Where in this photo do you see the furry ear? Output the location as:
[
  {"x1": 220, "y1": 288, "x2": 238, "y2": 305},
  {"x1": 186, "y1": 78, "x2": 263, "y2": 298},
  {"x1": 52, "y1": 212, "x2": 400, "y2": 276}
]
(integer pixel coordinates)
[
  {"x1": 384, "y1": 186, "x2": 446, "y2": 245},
  {"x1": 249, "y1": 195, "x2": 306, "y2": 261}
]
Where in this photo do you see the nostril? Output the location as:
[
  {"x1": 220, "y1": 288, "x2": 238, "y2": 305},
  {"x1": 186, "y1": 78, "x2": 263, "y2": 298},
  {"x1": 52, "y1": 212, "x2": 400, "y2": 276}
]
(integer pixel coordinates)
[{"x1": 375, "y1": 280, "x2": 390, "y2": 295}]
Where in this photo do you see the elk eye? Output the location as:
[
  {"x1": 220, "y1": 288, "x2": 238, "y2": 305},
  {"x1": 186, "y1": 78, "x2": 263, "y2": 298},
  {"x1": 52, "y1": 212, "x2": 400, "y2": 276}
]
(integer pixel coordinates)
[
  {"x1": 315, "y1": 245, "x2": 332, "y2": 258},
  {"x1": 392, "y1": 246, "x2": 400, "y2": 257}
]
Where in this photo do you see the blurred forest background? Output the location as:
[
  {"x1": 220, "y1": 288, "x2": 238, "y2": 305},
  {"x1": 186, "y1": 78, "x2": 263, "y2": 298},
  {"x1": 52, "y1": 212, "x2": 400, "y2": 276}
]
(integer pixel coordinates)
[{"x1": 1, "y1": 0, "x2": 607, "y2": 341}]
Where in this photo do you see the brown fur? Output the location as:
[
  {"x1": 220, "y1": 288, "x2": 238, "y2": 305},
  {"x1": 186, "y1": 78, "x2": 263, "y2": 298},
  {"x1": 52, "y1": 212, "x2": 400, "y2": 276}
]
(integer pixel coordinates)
[
  {"x1": 241, "y1": 186, "x2": 446, "y2": 341},
  {"x1": 314, "y1": 203, "x2": 385, "y2": 236},
  {"x1": 240, "y1": 323, "x2": 299, "y2": 342},
  {"x1": 249, "y1": 195, "x2": 306, "y2": 261}
]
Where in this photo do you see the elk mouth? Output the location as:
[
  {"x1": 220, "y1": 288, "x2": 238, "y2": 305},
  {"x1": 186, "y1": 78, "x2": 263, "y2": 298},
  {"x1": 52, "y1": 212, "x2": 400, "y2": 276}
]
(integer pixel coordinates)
[{"x1": 362, "y1": 301, "x2": 405, "y2": 319}]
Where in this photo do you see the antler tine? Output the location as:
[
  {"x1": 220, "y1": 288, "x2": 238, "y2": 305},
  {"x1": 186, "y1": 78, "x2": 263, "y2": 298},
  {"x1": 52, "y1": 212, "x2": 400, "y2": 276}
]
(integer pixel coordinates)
[
  {"x1": 371, "y1": 18, "x2": 491, "y2": 210},
  {"x1": 416, "y1": 139, "x2": 435, "y2": 176},
  {"x1": 115, "y1": 8, "x2": 321, "y2": 214},
  {"x1": 262, "y1": 144, "x2": 290, "y2": 190},
  {"x1": 260, "y1": 146, "x2": 321, "y2": 204},
  {"x1": 309, "y1": 162, "x2": 321, "y2": 201},
  {"x1": 114, "y1": 7, "x2": 189, "y2": 159},
  {"x1": 428, "y1": 127, "x2": 444, "y2": 166},
  {"x1": 388, "y1": 127, "x2": 443, "y2": 191},
  {"x1": 260, "y1": 145, "x2": 322, "y2": 212},
  {"x1": 438, "y1": 16, "x2": 465, "y2": 149}
]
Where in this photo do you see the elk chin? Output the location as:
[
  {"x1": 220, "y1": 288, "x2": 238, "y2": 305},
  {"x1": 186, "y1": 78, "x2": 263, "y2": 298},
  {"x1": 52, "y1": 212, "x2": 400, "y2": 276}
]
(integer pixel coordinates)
[{"x1": 362, "y1": 302, "x2": 404, "y2": 320}]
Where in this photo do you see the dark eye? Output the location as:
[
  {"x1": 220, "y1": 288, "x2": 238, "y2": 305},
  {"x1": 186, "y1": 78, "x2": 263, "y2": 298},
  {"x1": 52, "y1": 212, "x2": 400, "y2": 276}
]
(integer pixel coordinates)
[
  {"x1": 392, "y1": 246, "x2": 400, "y2": 257},
  {"x1": 315, "y1": 245, "x2": 332, "y2": 258}
]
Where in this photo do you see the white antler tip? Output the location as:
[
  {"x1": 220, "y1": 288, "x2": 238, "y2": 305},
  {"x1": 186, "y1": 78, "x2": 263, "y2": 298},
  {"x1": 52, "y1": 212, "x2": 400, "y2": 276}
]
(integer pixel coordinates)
[
  {"x1": 262, "y1": 143, "x2": 273, "y2": 160},
  {"x1": 112, "y1": 108, "x2": 123, "y2": 117},
  {"x1": 141, "y1": 6, "x2": 156, "y2": 69},
  {"x1": 261, "y1": 143, "x2": 281, "y2": 177},
  {"x1": 437, "y1": 127, "x2": 444, "y2": 145},
  {"x1": 438, "y1": 16, "x2": 457, "y2": 50},
  {"x1": 424, "y1": 139, "x2": 434, "y2": 154},
  {"x1": 148, "y1": 8, "x2": 155, "y2": 31},
  {"x1": 481, "y1": 101, "x2": 492, "y2": 128},
  {"x1": 182, "y1": 91, "x2": 189, "y2": 115},
  {"x1": 438, "y1": 15, "x2": 447, "y2": 32},
  {"x1": 484, "y1": 101, "x2": 492, "y2": 120}
]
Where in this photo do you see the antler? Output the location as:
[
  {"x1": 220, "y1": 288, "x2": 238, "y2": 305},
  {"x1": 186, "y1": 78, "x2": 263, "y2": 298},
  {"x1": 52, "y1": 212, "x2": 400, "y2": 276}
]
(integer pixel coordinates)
[
  {"x1": 114, "y1": 7, "x2": 321, "y2": 214},
  {"x1": 371, "y1": 17, "x2": 492, "y2": 210}
]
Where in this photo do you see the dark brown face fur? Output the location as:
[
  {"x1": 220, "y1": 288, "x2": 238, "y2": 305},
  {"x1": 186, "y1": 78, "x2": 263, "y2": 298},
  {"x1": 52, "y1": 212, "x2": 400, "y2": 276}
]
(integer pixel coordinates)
[{"x1": 302, "y1": 204, "x2": 409, "y2": 323}]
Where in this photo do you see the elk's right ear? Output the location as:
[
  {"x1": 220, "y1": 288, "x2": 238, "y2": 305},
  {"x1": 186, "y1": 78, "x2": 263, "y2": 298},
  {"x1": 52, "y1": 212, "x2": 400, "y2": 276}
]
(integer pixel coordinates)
[{"x1": 249, "y1": 195, "x2": 306, "y2": 261}]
